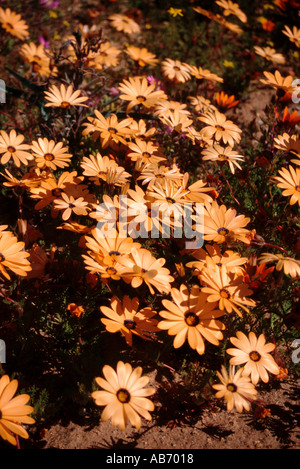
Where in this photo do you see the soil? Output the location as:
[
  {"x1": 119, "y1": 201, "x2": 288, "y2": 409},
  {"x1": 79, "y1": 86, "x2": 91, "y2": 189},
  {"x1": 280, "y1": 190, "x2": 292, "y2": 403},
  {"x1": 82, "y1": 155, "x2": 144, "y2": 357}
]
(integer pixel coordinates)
[{"x1": 19, "y1": 372, "x2": 299, "y2": 450}]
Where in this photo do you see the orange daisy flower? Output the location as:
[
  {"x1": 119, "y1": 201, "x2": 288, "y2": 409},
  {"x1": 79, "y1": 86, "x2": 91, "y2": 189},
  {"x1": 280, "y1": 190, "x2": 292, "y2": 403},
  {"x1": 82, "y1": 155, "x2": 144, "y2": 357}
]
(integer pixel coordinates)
[
  {"x1": 127, "y1": 139, "x2": 166, "y2": 164},
  {"x1": 29, "y1": 171, "x2": 84, "y2": 210},
  {"x1": 0, "y1": 374, "x2": 35, "y2": 446},
  {"x1": 198, "y1": 110, "x2": 242, "y2": 146},
  {"x1": 201, "y1": 144, "x2": 244, "y2": 174},
  {"x1": 0, "y1": 230, "x2": 32, "y2": 280},
  {"x1": 53, "y1": 192, "x2": 89, "y2": 220},
  {"x1": 188, "y1": 65, "x2": 223, "y2": 83},
  {"x1": 91, "y1": 361, "x2": 155, "y2": 431},
  {"x1": 82, "y1": 111, "x2": 135, "y2": 148},
  {"x1": 161, "y1": 58, "x2": 191, "y2": 83},
  {"x1": 0, "y1": 129, "x2": 33, "y2": 167},
  {"x1": 202, "y1": 201, "x2": 251, "y2": 245},
  {"x1": 272, "y1": 165, "x2": 300, "y2": 206},
  {"x1": 44, "y1": 84, "x2": 88, "y2": 108},
  {"x1": 119, "y1": 248, "x2": 174, "y2": 294},
  {"x1": 118, "y1": 76, "x2": 167, "y2": 113},
  {"x1": 212, "y1": 365, "x2": 257, "y2": 413},
  {"x1": 108, "y1": 14, "x2": 141, "y2": 34},
  {"x1": 0, "y1": 7, "x2": 29, "y2": 40},
  {"x1": 199, "y1": 263, "x2": 256, "y2": 317},
  {"x1": 125, "y1": 46, "x2": 158, "y2": 67},
  {"x1": 100, "y1": 296, "x2": 158, "y2": 346},
  {"x1": 226, "y1": 331, "x2": 280, "y2": 384},
  {"x1": 214, "y1": 91, "x2": 239, "y2": 110},
  {"x1": 158, "y1": 284, "x2": 225, "y2": 355},
  {"x1": 80, "y1": 153, "x2": 130, "y2": 186},
  {"x1": 31, "y1": 138, "x2": 73, "y2": 170}
]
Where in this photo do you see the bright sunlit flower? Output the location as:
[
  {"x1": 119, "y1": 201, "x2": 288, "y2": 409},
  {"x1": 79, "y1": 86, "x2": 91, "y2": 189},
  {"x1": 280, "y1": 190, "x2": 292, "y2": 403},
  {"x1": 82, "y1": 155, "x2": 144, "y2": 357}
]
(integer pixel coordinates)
[
  {"x1": 0, "y1": 230, "x2": 32, "y2": 280},
  {"x1": 158, "y1": 284, "x2": 225, "y2": 355},
  {"x1": 53, "y1": 192, "x2": 89, "y2": 220},
  {"x1": 82, "y1": 111, "x2": 135, "y2": 148},
  {"x1": 215, "y1": 0, "x2": 247, "y2": 23},
  {"x1": 89, "y1": 41, "x2": 121, "y2": 70},
  {"x1": 31, "y1": 138, "x2": 73, "y2": 170},
  {"x1": 127, "y1": 138, "x2": 166, "y2": 164},
  {"x1": 100, "y1": 296, "x2": 158, "y2": 346},
  {"x1": 198, "y1": 110, "x2": 242, "y2": 146},
  {"x1": 188, "y1": 65, "x2": 224, "y2": 83},
  {"x1": 0, "y1": 374, "x2": 35, "y2": 446},
  {"x1": 202, "y1": 201, "x2": 251, "y2": 245},
  {"x1": 200, "y1": 263, "x2": 256, "y2": 317},
  {"x1": 19, "y1": 42, "x2": 57, "y2": 78},
  {"x1": 44, "y1": 83, "x2": 88, "y2": 108},
  {"x1": 119, "y1": 248, "x2": 174, "y2": 294},
  {"x1": 161, "y1": 58, "x2": 191, "y2": 83},
  {"x1": 226, "y1": 331, "x2": 280, "y2": 384},
  {"x1": 254, "y1": 46, "x2": 285, "y2": 64},
  {"x1": 0, "y1": 129, "x2": 33, "y2": 167},
  {"x1": 118, "y1": 76, "x2": 167, "y2": 113},
  {"x1": 0, "y1": 7, "x2": 29, "y2": 40},
  {"x1": 153, "y1": 100, "x2": 190, "y2": 119},
  {"x1": 84, "y1": 227, "x2": 140, "y2": 266},
  {"x1": 282, "y1": 25, "x2": 300, "y2": 48},
  {"x1": 125, "y1": 46, "x2": 158, "y2": 67},
  {"x1": 202, "y1": 144, "x2": 244, "y2": 173},
  {"x1": 80, "y1": 153, "x2": 130, "y2": 186},
  {"x1": 108, "y1": 14, "x2": 141, "y2": 35},
  {"x1": 272, "y1": 165, "x2": 300, "y2": 206},
  {"x1": 92, "y1": 361, "x2": 155, "y2": 430},
  {"x1": 186, "y1": 243, "x2": 248, "y2": 277},
  {"x1": 273, "y1": 133, "x2": 300, "y2": 165},
  {"x1": 258, "y1": 253, "x2": 300, "y2": 278},
  {"x1": 213, "y1": 365, "x2": 257, "y2": 413},
  {"x1": 260, "y1": 70, "x2": 295, "y2": 96}
]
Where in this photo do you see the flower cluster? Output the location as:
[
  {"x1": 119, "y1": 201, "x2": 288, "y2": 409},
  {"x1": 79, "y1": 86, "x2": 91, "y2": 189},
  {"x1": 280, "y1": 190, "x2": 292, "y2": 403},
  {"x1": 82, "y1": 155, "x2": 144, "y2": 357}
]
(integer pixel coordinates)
[{"x1": 0, "y1": 0, "x2": 298, "y2": 444}]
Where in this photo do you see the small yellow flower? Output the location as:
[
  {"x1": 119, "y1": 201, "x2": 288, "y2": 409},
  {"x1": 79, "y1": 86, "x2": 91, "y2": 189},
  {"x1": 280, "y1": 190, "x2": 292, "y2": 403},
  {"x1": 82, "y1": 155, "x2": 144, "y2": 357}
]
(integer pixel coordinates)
[
  {"x1": 168, "y1": 8, "x2": 183, "y2": 17},
  {"x1": 49, "y1": 10, "x2": 58, "y2": 18},
  {"x1": 223, "y1": 60, "x2": 234, "y2": 68}
]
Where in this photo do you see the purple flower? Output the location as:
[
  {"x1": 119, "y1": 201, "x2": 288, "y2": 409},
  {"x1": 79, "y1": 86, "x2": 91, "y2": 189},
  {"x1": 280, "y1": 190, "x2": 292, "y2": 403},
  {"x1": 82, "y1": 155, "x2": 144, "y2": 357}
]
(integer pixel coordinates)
[
  {"x1": 38, "y1": 35, "x2": 50, "y2": 49},
  {"x1": 109, "y1": 87, "x2": 119, "y2": 97},
  {"x1": 40, "y1": 0, "x2": 60, "y2": 8}
]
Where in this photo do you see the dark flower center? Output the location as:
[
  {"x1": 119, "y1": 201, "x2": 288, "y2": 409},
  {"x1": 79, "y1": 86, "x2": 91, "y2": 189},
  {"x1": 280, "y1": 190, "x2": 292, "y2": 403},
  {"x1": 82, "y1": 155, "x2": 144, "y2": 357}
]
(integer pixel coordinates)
[
  {"x1": 215, "y1": 125, "x2": 225, "y2": 131},
  {"x1": 109, "y1": 250, "x2": 121, "y2": 256},
  {"x1": 295, "y1": 185, "x2": 300, "y2": 192},
  {"x1": 116, "y1": 388, "x2": 131, "y2": 403},
  {"x1": 227, "y1": 383, "x2": 237, "y2": 392},
  {"x1": 136, "y1": 95, "x2": 146, "y2": 103},
  {"x1": 249, "y1": 351, "x2": 261, "y2": 362},
  {"x1": 166, "y1": 196, "x2": 175, "y2": 204},
  {"x1": 106, "y1": 266, "x2": 117, "y2": 275},
  {"x1": 220, "y1": 288, "x2": 231, "y2": 299},
  {"x1": 217, "y1": 227, "x2": 229, "y2": 236},
  {"x1": 7, "y1": 146, "x2": 16, "y2": 153},
  {"x1": 0, "y1": 252, "x2": 5, "y2": 262},
  {"x1": 142, "y1": 152, "x2": 151, "y2": 159},
  {"x1": 219, "y1": 154, "x2": 228, "y2": 161},
  {"x1": 124, "y1": 319, "x2": 136, "y2": 330},
  {"x1": 184, "y1": 311, "x2": 199, "y2": 327},
  {"x1": 173, "y1": 66, "x2": 181, "y2": 71},
  {"x1": 61, "y1": 101, "x2": 70, "y2": 108},
  {"x1": 52, "y1": 188, "x2": 64, "y2": 197},
  {"x1": 108, "y1": 127, "x2": 117, "y2": 134},
  {"x1": 44, "y1": 153, "x2": 55, "y2": 161}
]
